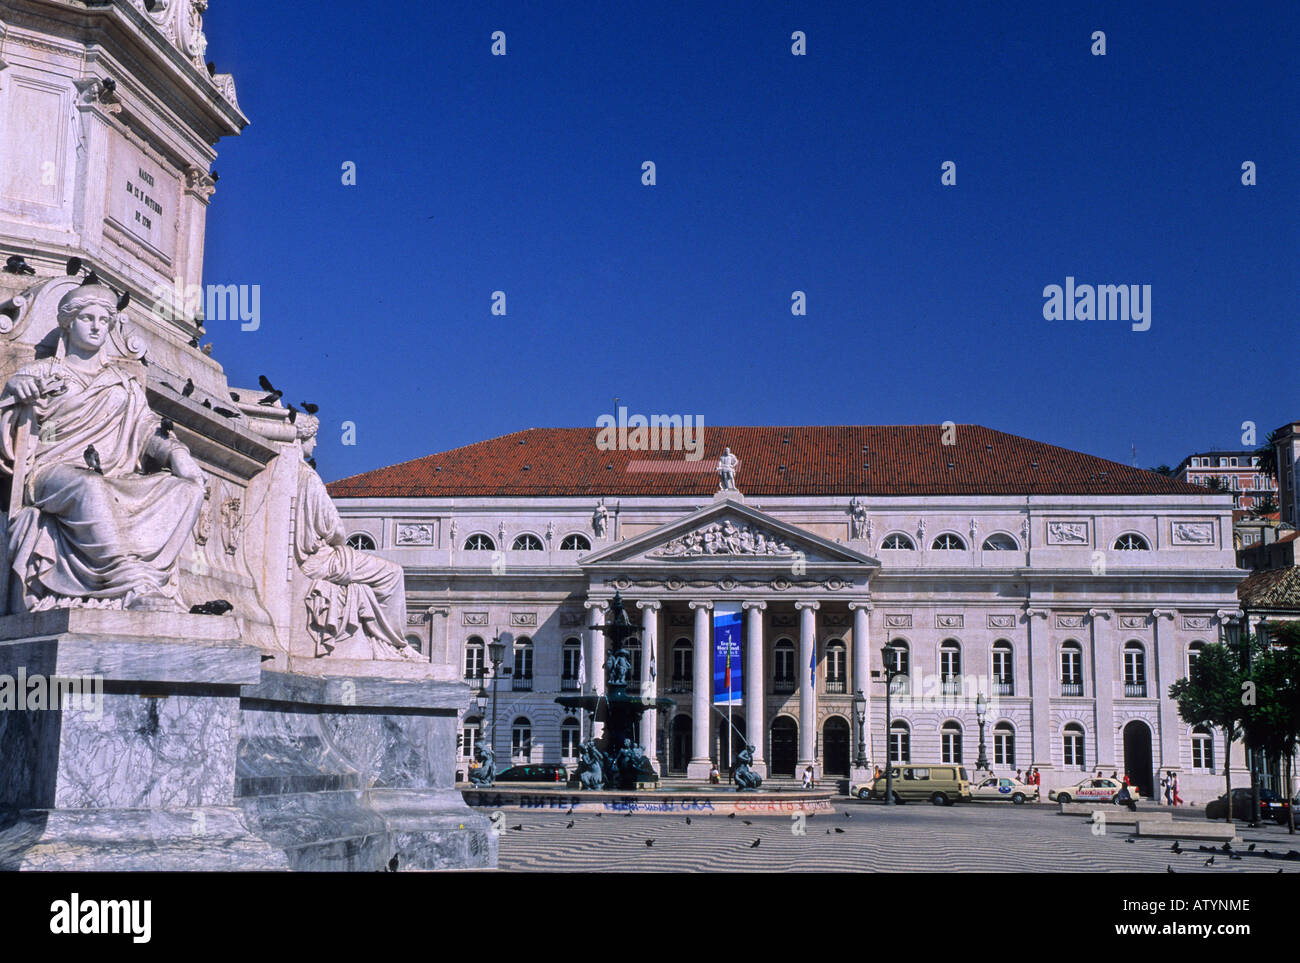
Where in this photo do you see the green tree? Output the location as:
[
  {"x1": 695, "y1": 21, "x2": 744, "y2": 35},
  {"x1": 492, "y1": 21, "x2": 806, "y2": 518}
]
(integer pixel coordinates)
[
  {"x1": 1252, "y1": 495, "x2": 1278, "y2": 517},
  {"x1": 1244, "y1": 640, "x2": 1300, "y2": 833},
  {"x1": 1256, "y1": 429, "x2": 1280, "y2": 481},
  {"x1": 1203, "y1": 476, "x2": 1229, "y2": 493},
  {"x1": 1170, "y1": 643, "x2": 1246, "y2": 824}
]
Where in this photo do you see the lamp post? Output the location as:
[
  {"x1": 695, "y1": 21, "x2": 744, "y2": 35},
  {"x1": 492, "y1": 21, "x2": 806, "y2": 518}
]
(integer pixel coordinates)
[
  {"x1": 488, "y1": 634, "x2": 506, "y2": 761},
  {"x1": 873, "y1": 640, "x2": 906, "y2": 806},
  {"x1": 474, "y1": 682, "x2": 488, "y2": 764},
  {"x1": 853, "y1": 689, "x2": 868, "y2": 770},
  {"x1": 975, "y1": 692, "x2": 990, "y2": 773}
]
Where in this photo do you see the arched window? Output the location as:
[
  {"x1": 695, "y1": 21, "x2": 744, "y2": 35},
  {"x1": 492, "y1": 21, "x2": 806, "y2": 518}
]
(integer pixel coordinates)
[
  {"x1": 1187, "y1": 641, "x2": 1205, "y2": 677},
  {"x1": 1191, "y1": 725, "x2": 1214, "y2": 770},
  {"x1": 889, "y1": 720, "x2": 911, "y2": 764},
  {"x1": 561, "y1": 638, "x2": 582, "y2": 690},
  {"x1": 1113, "y1": 533, "x2": 1150, "y2": 551},
  {"x1": 774, "y1": 638, "x2": 796, "y2": 692},
  {"x1": 671, "y1": 639, "x2": 693, "y2": 692},
  {"x1": 463, "y1": 636, "x2": 485, "y2": 680},
  {"x1": 931, "y1": 533, "x2": 967, "y2": 550},
  {"x1": 941, "y1": 721, "x2": 963, "y2": 764},
  {"x1": 560, "y1": 533, "x2": 591, "y2": 551},
  {"x1": 345, "y1": 532, "x2": 376, "y2": 551},
  {"x1": 880, "y1": 533, "x2": 915, "y2": 550},
  {"x1": 1060, "y1": 641, "x2": 1084, "y2": 696},
  {"x1": 463, "y1": 533, "x2": 495, "y2": 551},
  {"x1": 825, "y1": 639, "x2": 846, "y2": 692},
  {"x1": 561, "y1": 717, "x2": 581, "y2": 760},
  {"x1": 512, "y1": 637, "x2": 534, "y2": 690},
  {"x1": 511, "y1": 717, "x2": 532, "y2": 761},
  {"x1": 885, "y1": 641, "x2": 910, "y2": 694},
  {"x1": 460, "y1": 716, "x2": 482, "y2": 761},
  {"x1": 993, "y1": 721, "x2": 1015, "y2": 767},
  {"x1": 939, "y1": 640, "x2": 962, "y2": 693},
  {"x1": 982, "y1": 532, "x2": 1019, "y2": 551},
  {"x1": 1123, "y1": 641, "x2": 1146, "y2": 696},
  {"x1": 1062, "y1": 723, "x2": 1086, "y2": 769},
  {"x1": 511, "y1": 533, "x2": 543, "y2": 551},
  {"x1": 992, "y1": 640, "x2": 1014, "y2": 695}
]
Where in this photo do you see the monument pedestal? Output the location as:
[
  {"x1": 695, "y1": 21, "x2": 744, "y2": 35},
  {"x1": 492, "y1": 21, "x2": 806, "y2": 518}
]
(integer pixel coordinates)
[
  {"x1": 0, "y1": 610, "x2": 287, "y2": 870},
  {"x1": 236, "y1": 670, "x2": 495, "y2": 872}
]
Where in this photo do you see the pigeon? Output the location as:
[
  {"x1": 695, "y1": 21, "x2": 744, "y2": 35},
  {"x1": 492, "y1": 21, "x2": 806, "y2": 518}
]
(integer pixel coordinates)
[
  {"x1": 181, "y1": 378, "x2": 194, "y2": 397},
  {"x1": 1230, "y1": 854, "x2": 1242, "y2": 860},
  {"x1": 1167, "y1": 865, "x2": 1175, "y2": 874},
  {"x1": 645, "y1": 839, "x2": 654, "y2": 847},
  {"x1": 83, "y1": 445, "x2": 102, "y2": 474},
  {"x1": 213, "y1": 406, "x2": 240, "y2": 419},
  {"x1": 834, "y1": 827, "x2": 845, "y2": 834},
  {"x1": 201, "y1": 399, "x2": 212, "y2": 408},
  {"x1": 189, "y1": 600, "x2": 233, "y2": 616},
  {"x1": 116, "y1": 290, "x2": 130, "y2": 311},
  {"x1": 1204, "y1": 856, "x2": 1214, "y2": 866},
  {"x1": 301, "y1": 401, "x2": 319, "y2": 414},
  {"x1": 201, "y1": 343, "x2": 213, "y2": 356},
  {"x1": 509, "y1": 824, "x2": 522, "y2": 832},
  {"x1": 287, "y1": 404, "x2": 298, "y2": 424},
  {"x1": 1221, "y1": 842, "x2": 1233, "y2": 853},
  {"x1": 825, "y1": 829, "x2": 831, "y2": 835},
  {"x1": 66, "y1": 256, "x2": 83, "y2": 275},
  {"x1": 257, "y1": 375, "x2": 282, "y2": 405},
  {"x1": 749, "y1": 838, "x2": 760, "y2": 848},
  {"x1": 684, "y1": 817, "x2": 691, "y2": 825},
  {"x1": 101, "y1": 78, "x2": 116, "y2": 94},
  {"x1": 1248, "y1": 843, "x2": 1256, "y2": 852},
  {"x1": 727, "y1": 813, "x2": 735, "y2": 819},
  {"x1": 742, "y1": 820, "x2": 752, "y2": 826},
  {"x1": 229, "y1": 392, "x2": 241, "y2": 402},
  {"x1": 188, "y1": 335, "x2": 200, "y2": 348},
  {"x1": 565, "y1": 821, "x2": 574, "y2": 829},
  {"x1": 1170, "y1": 841, "x2": 1182, "y2": 854},
  {"x1": 4, "y1": 255, "x2": 35, "y2": 275},
  {"x1": 207, "y1": 61, "x2": 216, "y2": 77},
  {"x1": 844, "y1": 812, "x2": 852, "y2": 819},
  {"x1": 386, "y1": 855, "x2": 399, "y2": 872},
  {"x1": 306, "y1": 457, "x2": 317, "y2": 470},
  {"x1": 1125, "y1": 838, "x2": 1136, "y2": 844},
  {"x1": 157, "y1": 418, "x2": 173, "y2": 439}
]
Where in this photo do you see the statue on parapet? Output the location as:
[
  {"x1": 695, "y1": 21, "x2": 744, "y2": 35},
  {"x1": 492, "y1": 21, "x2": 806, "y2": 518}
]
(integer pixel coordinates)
[
  {"x1": 292, "y1": 413, "x2": 418, "y2": 660},
  {"x1": 0, "y1": 280, "x2": 204, "y2": 613},
  {"x1": 716, "y1": 447, "x2": 740, "y2": 492},
  {"x1": 734, "y1": 743, "x2": 762, "y2": 791},
  {"x1": 467, "y1": 743, "x2": 495, "y2": 787}
]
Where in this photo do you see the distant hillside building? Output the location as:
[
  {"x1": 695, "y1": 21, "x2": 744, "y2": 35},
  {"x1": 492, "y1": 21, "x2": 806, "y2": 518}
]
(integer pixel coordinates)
[
  {"x1": 1174, "y1": 450, "x2": 1277, "y2": 511},
  {"x1": 1273, "y1": 419, "x2": 1300, "y2": 527}
]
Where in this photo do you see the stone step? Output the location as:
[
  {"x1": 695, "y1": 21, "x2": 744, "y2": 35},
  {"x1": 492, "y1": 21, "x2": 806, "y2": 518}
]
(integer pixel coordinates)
[
  {"x1": 1136, "y1": 820, "x2": 1240, "y2": 842},
  {"x1": 1058, "y1": 801, "x2": 1172, "y2": 820}
]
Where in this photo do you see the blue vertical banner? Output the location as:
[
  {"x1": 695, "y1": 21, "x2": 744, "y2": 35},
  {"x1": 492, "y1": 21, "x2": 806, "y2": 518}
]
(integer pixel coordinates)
[{"x1": 712, "y1": 604, "x2": 743, "y2": 706}]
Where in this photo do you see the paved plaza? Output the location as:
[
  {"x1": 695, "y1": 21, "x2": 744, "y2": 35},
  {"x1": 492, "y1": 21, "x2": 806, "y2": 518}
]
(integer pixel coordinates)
[{"x1": 496, "y1": 801, "x2": 1300, "y2": 872}]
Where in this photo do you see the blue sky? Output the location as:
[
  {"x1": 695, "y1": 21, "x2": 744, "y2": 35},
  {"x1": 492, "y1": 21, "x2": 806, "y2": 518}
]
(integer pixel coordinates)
[{"x1": 199, "y1": 1, "x2": 1298, "y2": 481}]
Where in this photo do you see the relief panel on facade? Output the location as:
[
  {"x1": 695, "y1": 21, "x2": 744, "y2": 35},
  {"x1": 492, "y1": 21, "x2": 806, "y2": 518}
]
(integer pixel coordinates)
[
  {"x1": 1045, "y1": 520, "x2": 1090, "y2": 545},
  {"x1": 1170, "y1": 520, "x2": 1216, "y2": 546}
]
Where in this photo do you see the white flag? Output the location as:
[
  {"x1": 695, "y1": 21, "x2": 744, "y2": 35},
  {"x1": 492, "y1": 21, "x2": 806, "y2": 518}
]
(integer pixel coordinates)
[{"x1": 577, "y1": 642, "x2": 586, "y2": 688}]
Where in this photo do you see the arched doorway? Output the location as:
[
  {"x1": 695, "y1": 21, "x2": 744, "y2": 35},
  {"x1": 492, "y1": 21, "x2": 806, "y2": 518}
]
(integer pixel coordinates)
[
  {"x1": 770, "y1": 716, "x2": 797, "y2": 777},
  {"x1": 714, "y1": 715, "x2": 746, "y2": 775},
  {"x1": 669, "y1": 715, "x2": 691, "y2": 774},
  {"x1": 1123, "y1": 720, "x2": 1154, "y2": 799},
  {"x1": 822, "y1": 717, "x2": 850, "y2": 776}
]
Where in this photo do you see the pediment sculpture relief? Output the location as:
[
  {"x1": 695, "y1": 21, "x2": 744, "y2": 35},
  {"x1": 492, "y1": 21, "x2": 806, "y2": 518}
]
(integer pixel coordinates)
[{"x1": 650, "y1": 519, "x2": 795, "y2": 558}]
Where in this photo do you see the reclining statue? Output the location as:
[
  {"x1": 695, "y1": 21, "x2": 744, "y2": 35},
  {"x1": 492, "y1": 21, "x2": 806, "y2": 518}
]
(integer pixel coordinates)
[
  {"x1": 467, "y1": 743, "x2": 495, "y2": 787},
  {"x1": 734, "y1": 743, "x2": 762, "y2": 791},
  {"x1": 0, "y1": 280, "x2": 204, "y2": 612}
]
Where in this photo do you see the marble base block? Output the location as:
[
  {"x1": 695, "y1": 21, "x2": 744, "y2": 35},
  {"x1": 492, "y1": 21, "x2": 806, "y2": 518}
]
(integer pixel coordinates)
[
  {"x1": 235, "y1": 671, "x2": 495, "y2": 871},
  {"x1": 0, "y1": 615, "x2": 288, "y2": 871}
]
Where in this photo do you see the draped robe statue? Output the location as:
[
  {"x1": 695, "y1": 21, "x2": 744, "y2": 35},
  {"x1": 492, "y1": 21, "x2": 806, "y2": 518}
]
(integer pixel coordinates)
[
  {"x1": 293, "y1": 415, "x2": 417, "y2": 660},
  {"x1": 0, "y1": 283, "x2": 204, "y2": 612}
]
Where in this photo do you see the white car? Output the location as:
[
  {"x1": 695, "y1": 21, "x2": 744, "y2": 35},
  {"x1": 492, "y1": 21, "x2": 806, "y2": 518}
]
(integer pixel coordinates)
[
  {"x1": 1049, "y1": 777, "x2": 1141, "y2": 804},
  {"x1": 971, "y1": 775, "x2": 1038, "y2": 804}
]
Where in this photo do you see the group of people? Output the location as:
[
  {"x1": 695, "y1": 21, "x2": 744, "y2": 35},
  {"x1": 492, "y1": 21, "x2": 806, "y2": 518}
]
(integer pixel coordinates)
[
  {"x1": 1160, "y1": 770, "x2": 1184, "y2": 806},
  {"x1": 1015, "y1": 767, "x2": 1043, "y2": 791}
]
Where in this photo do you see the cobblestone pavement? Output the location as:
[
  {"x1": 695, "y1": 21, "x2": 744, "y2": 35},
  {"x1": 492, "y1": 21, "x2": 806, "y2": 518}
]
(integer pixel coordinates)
[{"x1": 495, "y1": 800, "x2": 1300, "y2": 872}]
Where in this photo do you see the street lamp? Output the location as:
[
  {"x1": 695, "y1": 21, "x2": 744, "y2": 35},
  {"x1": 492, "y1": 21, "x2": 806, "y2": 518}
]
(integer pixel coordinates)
[
  {"x1": 488, "y1": 634, "x2": 507, "y2": 760},
  {"x1": 873, "y1": 640, "x2": 906, "y2": 806},
  {"x1": 975, "y1": 692, "x2": 990, "y2": 773},
  {"x1": 852, "y1": 689, "x2": 868, "y2": 769}
]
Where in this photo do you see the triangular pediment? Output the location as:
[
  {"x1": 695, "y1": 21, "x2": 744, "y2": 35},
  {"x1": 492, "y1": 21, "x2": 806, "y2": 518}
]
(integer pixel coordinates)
[{"x1": 580, "y1": 498, "x2": 878, "y2": 570}]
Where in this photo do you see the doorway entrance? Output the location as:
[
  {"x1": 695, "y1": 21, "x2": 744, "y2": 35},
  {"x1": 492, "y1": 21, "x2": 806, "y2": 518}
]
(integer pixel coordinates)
[
  {"x1": 822, "y1": 716, "x2": 851, "y2": 776},
  {"x1": 770, "y1": 716, "x2": 797, "y2": 777},
  {"x1": 669, "y1": 715, "x2": 691, "y2": 774},
  {"x1": 1122, "y1": 720, "x2": 1154, "y2": 799}
]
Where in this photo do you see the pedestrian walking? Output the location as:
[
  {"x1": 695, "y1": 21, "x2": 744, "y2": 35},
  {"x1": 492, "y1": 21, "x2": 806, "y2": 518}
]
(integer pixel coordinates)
[
  {"x1": 1172, "y1": 772, "x2": 1182, "y2": 806},
  {"x1": 801, "y1": 765, "x2": 814, "y2": 790},
  {"x1": 1016, "y1": 769, "x2": 1023, "y2": 783},
  {"x1": 1162, "y1": 772, "x2": 1173, "y2": 805}
]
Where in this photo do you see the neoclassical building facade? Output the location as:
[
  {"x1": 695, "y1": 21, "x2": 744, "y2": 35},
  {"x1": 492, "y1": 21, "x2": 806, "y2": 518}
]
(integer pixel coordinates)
[{"x1": 327, "y1": 424, "x2": 1248, "y2": 801}]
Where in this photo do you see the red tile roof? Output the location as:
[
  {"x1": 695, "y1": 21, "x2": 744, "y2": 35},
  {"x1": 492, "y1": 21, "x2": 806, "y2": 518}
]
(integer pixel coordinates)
[
  {"x1": 327, "y1": 425, "x2": 1213, "y2": 499},
  {"x1": 1238, "y1": 565, "x2": 1300, "y2": 609}
]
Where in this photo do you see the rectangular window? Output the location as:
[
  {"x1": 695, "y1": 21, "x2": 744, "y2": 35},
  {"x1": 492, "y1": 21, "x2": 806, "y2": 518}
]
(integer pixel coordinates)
[{"x1": 993, "y1": 732, "x2": 1014, "y2": 767}]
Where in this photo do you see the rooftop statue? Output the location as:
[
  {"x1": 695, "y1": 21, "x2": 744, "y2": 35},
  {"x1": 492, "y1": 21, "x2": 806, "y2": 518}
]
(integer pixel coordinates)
[
  {"x1": 0, "y1": 281, "x2": 204, "y2": 612},
  {"x1": 716, "y1": 447, "x2": 739, "y2": 492}
]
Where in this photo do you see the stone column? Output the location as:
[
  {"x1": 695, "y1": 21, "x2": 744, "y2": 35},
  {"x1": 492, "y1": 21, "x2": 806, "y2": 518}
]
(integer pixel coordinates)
[
  {"x1": 584, "y1": 599, "x2": 608, "y2": 742},
  {"x1": 1088, "y1": 609, "x2": 1116, "y2": 770},
  {"x1": 687, "y1": 600, "x2": 714, "y2": 779},
  {"x1": 796, "y1": 600, "x2": 820, "y2": 775},
  {"x1": 1152, "y1": 609, "x2": 1181, "y2": 772},
  {"x1": 637, "y1": 599, "x2": 662, "y2": 773},
  {"x1": 1025, "y1": 608, "x2": 1052, "y2": 773},
  {"x1": 850, "y1": 601, "x2": 873, "y2": 783},
  {"x1": 742, "y1": 601, "x2": 767, "y2": 778}
]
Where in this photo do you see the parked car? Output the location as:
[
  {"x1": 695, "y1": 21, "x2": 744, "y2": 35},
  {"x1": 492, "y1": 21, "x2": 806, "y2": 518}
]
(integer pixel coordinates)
[
  {"x1": 855, "y1": 765, "x2": 972, "y2": 805},
  {"x1": 971, "y1": 775, "x2": 1038, "y2": 804},
  {"x1": 1049, "y1": 777, "x2": 1141, "y2": 804},
  {"x1": 493, "y1": 763, "x2": 568, "y2": 783},
  {"x1": 1204, "y1": 788, "x2": 1293, "y2": 823}
]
